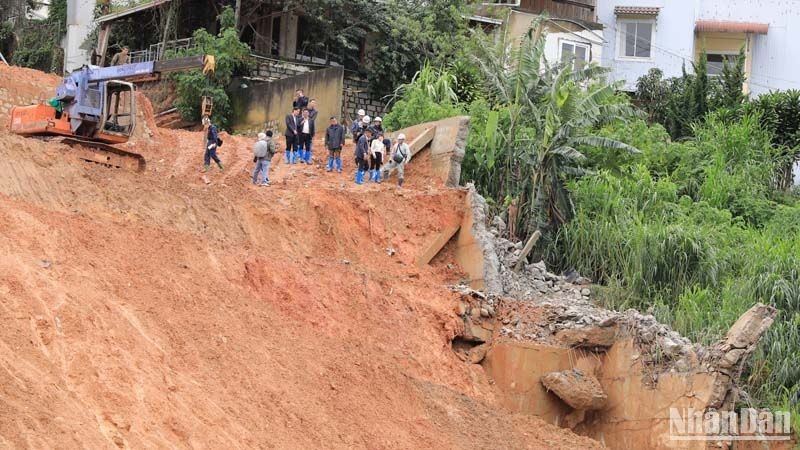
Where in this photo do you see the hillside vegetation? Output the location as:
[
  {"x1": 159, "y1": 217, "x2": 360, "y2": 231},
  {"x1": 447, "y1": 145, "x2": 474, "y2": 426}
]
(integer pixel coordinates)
[{"x1": 386, "y1": 21, "x2": 800, "y2": 426}]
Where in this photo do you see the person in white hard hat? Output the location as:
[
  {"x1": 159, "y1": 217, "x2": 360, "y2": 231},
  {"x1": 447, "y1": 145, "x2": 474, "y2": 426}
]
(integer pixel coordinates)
[
  {"x1": 354, "y1": 115, "x2": 370, "y2": 146},
  {"x1": 382, "y1": 133, "x2": 410, "y2": 186},
  {"x1": 368, "y1": 116, "x2": 384, "y2": 142},
  {"x1": 351, "y1": 109, "x2": 366, "y2": 142}
]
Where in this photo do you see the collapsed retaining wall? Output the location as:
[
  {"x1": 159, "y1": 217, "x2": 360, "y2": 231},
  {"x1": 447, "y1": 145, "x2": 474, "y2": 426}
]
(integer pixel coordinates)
[{"x1": 448, "y1": 187, "x2": 793, "y2": 450}]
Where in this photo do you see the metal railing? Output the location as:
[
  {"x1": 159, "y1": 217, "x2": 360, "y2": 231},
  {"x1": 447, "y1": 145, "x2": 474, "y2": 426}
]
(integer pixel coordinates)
[{"x1": 128, "y1": 38, "x2": 196, "y2": 63}]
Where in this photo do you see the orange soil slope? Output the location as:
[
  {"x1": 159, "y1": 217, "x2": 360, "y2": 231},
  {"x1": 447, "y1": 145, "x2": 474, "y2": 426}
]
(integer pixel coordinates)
[{"x1": 0, "y1": 65, "x2": 601, "y2": 449}]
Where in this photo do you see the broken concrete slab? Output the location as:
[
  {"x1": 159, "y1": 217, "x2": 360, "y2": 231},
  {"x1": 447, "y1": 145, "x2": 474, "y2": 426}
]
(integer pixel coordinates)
[
  {"x1": 386, "y1": 116, "x2": 469, "y2": 187},
  {"x1": 541, "y1": 369, "x2": 607, "y2": 411},
  {"x1": 415, "y1": 224, "x2": 460, "y2": 268},
  {"x1": 705, "y1": 303, "x2": 778, "y2": 409},
  {"x1": 554, "y1": 325, "x2": 618, "y2": 350},
  {"x1": 452, "y1": 185, "x2": 503, "y2": 296}
]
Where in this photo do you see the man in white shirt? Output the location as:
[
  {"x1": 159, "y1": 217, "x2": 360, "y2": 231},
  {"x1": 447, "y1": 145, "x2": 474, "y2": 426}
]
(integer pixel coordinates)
[
  {"x1": 369, "y1": 136, "x2": 385, "y2": 183},
  {"x1": 299, "y1": 108, "x2": 315, "y2": 164}
]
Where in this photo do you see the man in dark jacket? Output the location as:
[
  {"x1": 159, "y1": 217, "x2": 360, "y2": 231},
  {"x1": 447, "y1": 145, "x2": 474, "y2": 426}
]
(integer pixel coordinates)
[
  {"x1": 367, "y1": 116, "x2": 384, "y2": 143},
  {"x1": 285, "y1": 107, "x2": 301, "y2": 164},
  {"x1": 203, "y1": 115, "x2": 223, "y2": 172},
  {"x1": 299, "y1": 108, "x2": 315, "y2": 164},
  {"x1": 324, "y1": 116, "x2": 345, "y2": 173},
  {"x1": 354, "y1": 128, "x2": 373, "y2": 185},
  {"x1": 307, "y1": 99, "x2": 319, "y2": 122},
  {"x1": 293, "y1": 89, "x2": 309, "y2": 111}
]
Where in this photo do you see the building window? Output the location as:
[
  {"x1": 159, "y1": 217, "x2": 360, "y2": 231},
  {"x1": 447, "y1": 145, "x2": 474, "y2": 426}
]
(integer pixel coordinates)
[
  {"x1": 618, "y1": 19, "x2": 654, "y2": 59},
  {"x1": 561, "y1": 41, "x2": 589, "y2": 71},
  {"x1": 706, "y1": 53, "x2": 738, "y2": 76}
]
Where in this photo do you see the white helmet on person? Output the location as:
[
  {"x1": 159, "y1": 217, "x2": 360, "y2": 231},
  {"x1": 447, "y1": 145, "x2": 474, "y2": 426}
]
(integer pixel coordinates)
[
  {"x1": 397, "y1": 133, "x2": 406, "y2": 140},
  {"x1": 357, "y1": 109, "x2": 366, "y2": 116},
  {"x1": 257, "y1": 132, "x2": 267, "y2": 140},
  {"x1": 362, "y1": 115, "x2": 371, "y2": 124},
  {"x1": 374, "y1": 116, "x2": 382, "y2": 122}
]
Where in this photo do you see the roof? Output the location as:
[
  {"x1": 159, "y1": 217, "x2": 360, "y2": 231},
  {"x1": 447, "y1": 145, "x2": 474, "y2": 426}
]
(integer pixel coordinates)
[
  {"x1": 614, "y1": 6, "x2": 660, "y2": 16},
  {"x1": 695, "y1": 20, "x2": 769, "y2": 35},
  {"x1": 96, "y1": 0, "x2": 172, "y2": 24}
]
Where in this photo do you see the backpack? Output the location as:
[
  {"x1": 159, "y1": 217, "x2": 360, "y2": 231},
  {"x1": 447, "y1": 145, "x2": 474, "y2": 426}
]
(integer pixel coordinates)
[{"x1": 393, "y1": 144, "x2": 406, "y2": 164}]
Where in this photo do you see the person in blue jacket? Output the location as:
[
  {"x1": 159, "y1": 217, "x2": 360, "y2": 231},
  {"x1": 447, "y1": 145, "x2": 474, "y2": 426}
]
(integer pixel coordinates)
[
  {"x1": 202, "y1": 115, "x2": 223, "y2": 172},
  {"x1": 354, "y1": 128, "x2": 373, "y2": 185}
]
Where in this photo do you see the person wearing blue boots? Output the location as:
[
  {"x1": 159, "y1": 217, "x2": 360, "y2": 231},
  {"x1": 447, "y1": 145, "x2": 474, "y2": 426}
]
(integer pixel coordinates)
[
  {"x1": 355, "y1": 128, "x2": 372, "y2": 184},
  {"x1": 284, "y1": 107, "x2": 301, "y2": 164},
  {"x1": 299, "y1": 108, "x2": 315, "y2": 164},
  {"x1": 369, "y1": 131, "x2": 384, "y2": 182},
  {"x1": 324, "y1": 116, "x2": 345, "y2": 173}
]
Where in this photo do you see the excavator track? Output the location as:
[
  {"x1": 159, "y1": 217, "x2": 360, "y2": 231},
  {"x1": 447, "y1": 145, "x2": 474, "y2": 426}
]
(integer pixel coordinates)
[{"x1": 55, "y1": 137, "x2": 146, "y2": 173}]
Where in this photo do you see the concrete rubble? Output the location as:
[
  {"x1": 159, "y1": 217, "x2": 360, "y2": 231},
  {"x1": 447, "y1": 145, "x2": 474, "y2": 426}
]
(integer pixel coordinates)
[
  {"x1": 541, "y1": 369, "x2": 607, "y2": 410},
  {"x1": 448, "y1": 188, "x2": 789, "y2": 449}
]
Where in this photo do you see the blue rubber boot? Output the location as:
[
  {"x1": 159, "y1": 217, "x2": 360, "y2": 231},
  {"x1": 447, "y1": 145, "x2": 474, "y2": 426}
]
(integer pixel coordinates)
[
  {"x1": 335, "y1": 158, "x2": 342, "y2": 173},
  {"x1": 305, "y1": 150, "x2": 312, "y2": 163},
  {"x1": 356, "y1": 170, "x2": 363, "y2": 184},
  {"x1": 327, "y1": 157, "x2": 334, "y2": 172},
  {"x1": 291, "y1": 151, "x2": 298, "y2": 164},
  {"x1": 285, "y1": 150, "x2": 291, "y2": 164},
  {"x1": 375, "y1": 170, "x2": 381, "y2": 183}
]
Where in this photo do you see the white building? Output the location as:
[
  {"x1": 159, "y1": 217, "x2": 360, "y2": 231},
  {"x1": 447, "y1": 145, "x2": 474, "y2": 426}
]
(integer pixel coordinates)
[
  {"x1": 63, "y1": 0, "x2": 97, "y2": 73},
  {"x1": 598, "y1": 0, "x2": 800, "y2": 95}
]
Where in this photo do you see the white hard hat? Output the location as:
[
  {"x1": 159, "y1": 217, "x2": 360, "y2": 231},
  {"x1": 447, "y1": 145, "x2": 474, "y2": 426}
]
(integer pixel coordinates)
[
  {"x1": 257, "y1": 132, "x2": 266, "y2": 140},
  {"x1": 357, "y1": 109, "x2": 365, "y2": 116},
  {"x1": 362, "y1": 115, "x2": 371, "y2": 124},
  {"x1": 374, "y1": 116, "x2": 382, "y2": 122},
  {"x1": 397, "y1": 133, "x2": 406, "y2": 140}
]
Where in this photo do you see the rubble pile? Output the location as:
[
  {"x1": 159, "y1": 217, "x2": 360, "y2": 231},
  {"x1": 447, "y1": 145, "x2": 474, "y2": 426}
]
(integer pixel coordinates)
[{"x1": 473, "y1": 216, "x2": 701, "y2": 371}]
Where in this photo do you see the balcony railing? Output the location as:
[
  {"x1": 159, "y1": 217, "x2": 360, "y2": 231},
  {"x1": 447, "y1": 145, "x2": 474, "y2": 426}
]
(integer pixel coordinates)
[{"x1": 128, "y1": 38, "x2": 196, "y2": 63}]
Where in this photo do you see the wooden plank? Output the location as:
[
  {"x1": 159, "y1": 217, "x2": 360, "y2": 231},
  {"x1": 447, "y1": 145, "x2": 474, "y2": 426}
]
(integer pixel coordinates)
[{"x1": 415, "y1": 224, "x2": 461, "y2": 268}]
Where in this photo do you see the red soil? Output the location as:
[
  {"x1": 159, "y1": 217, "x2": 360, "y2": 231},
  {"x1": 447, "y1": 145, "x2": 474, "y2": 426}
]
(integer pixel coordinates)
[{"x1": 0, "y1": 64, "x2": 602, "y2": 449}]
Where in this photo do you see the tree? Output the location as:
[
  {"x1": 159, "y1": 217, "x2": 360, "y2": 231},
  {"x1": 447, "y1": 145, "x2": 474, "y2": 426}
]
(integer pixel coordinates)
[
  {"x1": 746, "y1": 90, "x2": 800, "y2": 190},
  {"x1": 716, "y1": 47, "x2": 747, "y2": 109},
  {"x1": 635, "y1": 68, "x2": 667, "y2": 123},
  {"x1": 297, "y1": 0, "x2": 471, "y2": 97},
  {"x1": 692, "y1": 51, "x2": 709, "y2": 119},
  {"x1": 10, "y1": 0, "x2": 67, "y2": 72},
  {"x1": 170, "y1": 6, "x2": 252, "y2": 128},
  {"x1": 467, "y1": 20, "x2": 640, "y2": 239}
]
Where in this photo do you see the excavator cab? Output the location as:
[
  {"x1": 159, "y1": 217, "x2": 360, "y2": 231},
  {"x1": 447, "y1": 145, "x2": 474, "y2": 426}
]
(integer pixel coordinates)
[{"x1": 96, "y1": 80, "x2": 136, "y2": 143}]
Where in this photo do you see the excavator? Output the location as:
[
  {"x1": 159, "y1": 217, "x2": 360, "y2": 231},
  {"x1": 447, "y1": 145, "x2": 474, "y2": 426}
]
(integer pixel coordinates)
[{"x1": 9, "y1": 55, "x2": 215, "y2": 172}]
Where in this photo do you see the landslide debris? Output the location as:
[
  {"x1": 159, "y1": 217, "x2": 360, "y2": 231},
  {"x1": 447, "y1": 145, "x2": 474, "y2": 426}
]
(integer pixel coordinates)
[{"x1": 0, "y1": 63, "x2": 603, "y2": 450}]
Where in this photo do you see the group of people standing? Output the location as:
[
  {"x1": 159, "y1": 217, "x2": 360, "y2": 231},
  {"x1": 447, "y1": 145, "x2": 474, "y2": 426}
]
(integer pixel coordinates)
[
  {"x1": 202, "y1": 87, "x2": 412, "y2": 187},
  {"x1": 350, "y1": 109, "x2": 411, "y2": 186}
]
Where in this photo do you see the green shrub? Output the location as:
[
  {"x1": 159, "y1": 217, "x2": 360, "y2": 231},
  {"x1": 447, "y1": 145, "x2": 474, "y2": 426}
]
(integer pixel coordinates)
[{"x1": 169, "y1": 6, "x2": 252, "y2": 129}]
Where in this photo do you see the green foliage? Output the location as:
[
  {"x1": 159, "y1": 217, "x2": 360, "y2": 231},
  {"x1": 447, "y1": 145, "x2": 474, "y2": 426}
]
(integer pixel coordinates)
[
  {"x1": 299, "y1": 0, "x2": 471, "y2": 98},
  {"x1": 692, "y1": 51, "x2": 709, "y2": 119},
  {"x1": 369, "y1": 0, "x2": 471, "y2": 96},
  {"x1": 546, "y1": 113, "x2": 800, "y2": 420},
  {"x1": 745, "y1": 90, "x2": 800, "y2": 190},
  {"x1": 383, "y1": 64, "x2": 463, "y2": 130},
  {"x1": 9, "y1": 0, "x2": 66, "y2": 73},
  {"x1": 636, "y1": 50, "x2": 749, "y2": 141},
  {"x1": 634, "y1": 68, "x2": 667, "y2": 124},
  {"x1": 170, "y1": 6, "x2": 252, "y2": 129},
  {"x1": 715, "y1": 47, "x2": 747, "y2": 109},
  {"x1": 462, "y1": 21, "x2": 640, "y2": 238}
]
